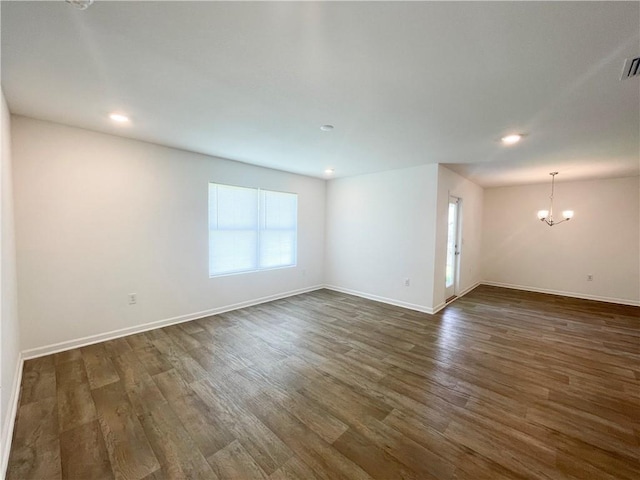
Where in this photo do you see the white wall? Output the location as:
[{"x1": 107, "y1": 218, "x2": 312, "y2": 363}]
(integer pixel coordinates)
[
  {"x1": 432, "y1": 165, "x2": 484, "y2": 310},
  {"x1": 1, "y1": 90, "x2": 21, "y2": 475},
  {"x1": 12, "y1": 116, "x2": 326, "y2": 354},
  {"x1": 482, "y1": 176, "x2": 640, "y2": 305},
  {"x1": 325, "y1": 164, "x2": 439, "y2": 312}
]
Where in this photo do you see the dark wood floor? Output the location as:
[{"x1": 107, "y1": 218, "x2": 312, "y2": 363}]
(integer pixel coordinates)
[{"x1": 6, "y1": 285, "x2": 640, "y2": 479}]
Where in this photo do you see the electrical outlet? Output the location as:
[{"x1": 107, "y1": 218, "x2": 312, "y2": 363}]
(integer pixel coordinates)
[
  {"x1": 128, "y1": 293, "x2": 137, "y2": 305},
  {"x1": 404, "y1": 278, "x2": 411, "y2": 287},
  {"x1": 586, "y1": 274, "x2": 593, "y2": 282}
]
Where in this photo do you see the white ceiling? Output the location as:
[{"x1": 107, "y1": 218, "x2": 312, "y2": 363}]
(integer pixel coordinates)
[{"x1": 1, "y1": 1, "x2": 638, "y2": 187}]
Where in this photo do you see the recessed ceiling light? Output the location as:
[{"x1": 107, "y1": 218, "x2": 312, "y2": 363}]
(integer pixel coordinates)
[
  {"x1": 320, "y1": 125, "x2": 334, "y2": 131},
  {"x1": 324, "y1": 168, "x2": 335, "y2": 175},
  {"x1": 109, "y1": 113, "x2": 130, "y2": 123},
  {"x1": 501, "y1": 134, "x2": 522, "y2": 145}
]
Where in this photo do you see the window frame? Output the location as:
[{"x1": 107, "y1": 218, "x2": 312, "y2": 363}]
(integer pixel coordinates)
[{"x1": 208, "y1": 182, "x2": 298, "y2": 278}]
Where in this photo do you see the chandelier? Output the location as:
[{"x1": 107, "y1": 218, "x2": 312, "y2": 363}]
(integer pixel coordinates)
[{"x1": 537, "y1": 172, "x2": 574, "y2": 226}]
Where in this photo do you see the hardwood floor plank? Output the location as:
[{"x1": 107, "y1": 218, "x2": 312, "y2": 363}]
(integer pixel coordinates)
[
  {"x1": 53, "y1": 349, "x2": 82, "y2": 366},
  {"x1": 191, "y1": 378, "x2": 294, "y2": 475},
  {"x1": 126, "y1": 332, "x2": 156, "y2": 351},
  {"x1": 92, "y1": 381, "x2": 160, "y2": 480},
  {"x1": 55, "y1": 357, "x2": 88, "y2": 388},
  {"x1": 81, "y1": 343, "x2": 121, "y2": 390},
  {"x1": 239, "y1": 369, "x2": 349, "y2": 444},
  {"x1": 165, "y1": 391, "x2": 236, "y2": 458},
  {"x1": 382, "y1": 408, "x2": 517, "y2": 480},
  {"x1": 111, "y1": 351, "x2": 168, "y2": 415},
  {"x1": 6, "y1": 438, "x2": 61, "y2": 480},
  {"x1": 138, "y1": 402, "x2": 218, "y2": 479},
  {"x1": 351, "y1": 416, "x2": 456, "y2": 480},
  {"x1": 444, "y1": 414, "x2": 564, "y2": 478},
  {"x1": 103, "y1": 337, "x2": 134, "y2": 357},
  {"x1": 332, "y1": 426, "x2": 424, "y2": 480},
  {"x1": 554, "y1": 436, "x2": 640, "y2": 480},
  {"x1": 207, "y1": 439, "x2": 268, "y2": 480},
  {"x1": 187, "y1": 345, "x2": 236, "y2": 381},
  {"x1": 7, "y1": 397, "x2": 61, "y2": 480},
  {"x1": 163, "y1": 324, "x2": 202, "y2": 351},
  {"x1": 246, "y1": 391, "x2": 373, "y2": 480},
  {"x1": 10, "y1": 396, "x2": 58, "y2": 449},
  {"x1": 152, "y1": 336, "x2": 209, "y2": 383},
  {"x1": 56, "y1": 359, "x2": 98, "y2": 433},
  {"x1": 152, "y1": 368, "x2": 191, "y2": 402},
  {"x1": 298, "y1": 370, "x2": 393, "y2": 426},
  {"x1": 526, "y1": 403, "x2": 639, "y2": 459},
  {"x1": 20, "y1": 355, "x2": 57, "y2": 404},
  {"x1": 268, "y1": 456, "x2": 324, "y2": 480},
  {"x1": 59, "y1": 420, "x2": 113, "y2": 480},
  {"x1": 133, "y1": 344, "x2": 173, "y2": 377}
]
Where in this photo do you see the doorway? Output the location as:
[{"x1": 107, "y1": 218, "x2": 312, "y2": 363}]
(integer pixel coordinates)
[{"x1": 445, "y1": 195, "x2": 460, "y2": 301}]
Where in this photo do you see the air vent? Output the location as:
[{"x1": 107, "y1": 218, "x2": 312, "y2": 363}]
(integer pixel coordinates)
[{"x1": 621, "y1": 57, "x2": 640, "y2": 80}]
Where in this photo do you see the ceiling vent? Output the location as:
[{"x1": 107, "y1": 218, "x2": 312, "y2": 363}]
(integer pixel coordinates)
[{"x1": 620, "y1": 57, "x2": 640, "y2": 80}]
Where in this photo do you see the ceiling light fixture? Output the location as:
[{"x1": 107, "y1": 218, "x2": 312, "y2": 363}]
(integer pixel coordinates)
[
  {"x1": 65, "y1": 0, "x2": 94, "y2": 10},
  {"x1": 537, "y1": 172, "x2": 574, "y2": 226},
  {"x1": 109, "y1": 113, "x2": 130, "y2": 123},
  {"x1": 320, "y1": 125, "x2": 334, "y2": 131},
  {"x1": 324, "y1": 168, "x2": 335, "y2": 175},
  {"x1": 501, "y1": 134, "x2": 522, "y2": 145}
]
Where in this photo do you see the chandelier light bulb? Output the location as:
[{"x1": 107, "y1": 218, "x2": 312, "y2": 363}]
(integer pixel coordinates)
[
  {"x1": 537, "y1": 210, "x2": 549, "y2": 220},
  {"x1": 562, "y1": 210, "x2": 574, "y2": 220}
]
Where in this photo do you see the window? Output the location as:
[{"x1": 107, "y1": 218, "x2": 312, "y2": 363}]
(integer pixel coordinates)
[{"x1": 208, "y1": 183, "x2": 297, "y2": 276}]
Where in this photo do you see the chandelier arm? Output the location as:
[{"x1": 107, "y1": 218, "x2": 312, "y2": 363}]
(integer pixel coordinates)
[{"x1": 544, "y1": 217, "x2": 571, "y2": 227}]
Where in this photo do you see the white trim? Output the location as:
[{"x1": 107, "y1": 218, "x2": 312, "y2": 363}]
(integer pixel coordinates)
[
  {"x1": 325, "y1": 282, "x2": 483, "y2": 316},
  {"x1": 22, "y1": 285, "x2": 324, "y2": 360},
  {"x1": 430, "y1": 301, "x2": 446, "y2": 315},
  {"x1": 1, "y1": 353, "x2": 23, "y2": 479},
  {"x1": 324, "y1": 285, "x2": 436, "y2": 314},
  {"x1": 457, "y1": 281, "x2": 482, "y2": 301},
  {"x1": 431, "y1": 281, "x2": 482, "y2": 314},
  {"x1": 481, "y1": 281, "x2": 640, "y2": 307}
]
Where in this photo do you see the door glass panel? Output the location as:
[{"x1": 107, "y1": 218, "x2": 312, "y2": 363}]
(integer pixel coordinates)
[{"x1": 446, "y1": 201, "x2": 457, "y2": 288}]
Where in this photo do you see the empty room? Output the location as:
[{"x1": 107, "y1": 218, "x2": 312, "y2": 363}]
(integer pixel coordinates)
[{"x1": 1, "y1": 1, "x2": 639, "y2": 479}]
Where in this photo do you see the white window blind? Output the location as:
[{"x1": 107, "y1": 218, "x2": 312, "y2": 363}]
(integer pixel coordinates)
[{"x1": 209, "y1": 183, "x2": 297, "y2": 276}]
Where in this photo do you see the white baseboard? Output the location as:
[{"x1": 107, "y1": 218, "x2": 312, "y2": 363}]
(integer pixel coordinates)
[
  {"x1": 324, "y1": 285, "x2": 437, "y2": 314},
  {"x1": 1, "y1": 352, "x2": 23, "y2": 479},
  {"x1": 430, "y1": 281, "x2": 482, "y2": 314},
  {"x1": 325, "y1": 282, "x2": 483, "y2": 315},
  {"x1": 22, "y1": 285, "x2": 324, "y2": 360},
  {"x1": 481, "y1": 281, "x2": 640, "y2": 307}
]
